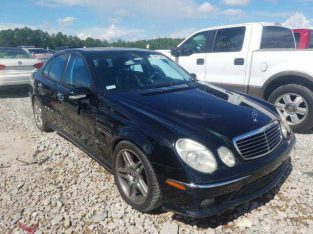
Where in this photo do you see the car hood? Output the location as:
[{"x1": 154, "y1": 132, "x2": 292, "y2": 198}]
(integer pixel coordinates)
[{"x1": 110, "y1": 82, "x2": 278, "y2": 141}]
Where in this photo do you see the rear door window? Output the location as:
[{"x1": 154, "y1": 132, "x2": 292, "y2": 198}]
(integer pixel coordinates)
[
  {"x1": 261, "y1": 26, "x2": 295, "y2": 49},
  {"x1": 65, "y1": 54, "x2": 91, "y2": 88},
  {"x1": 213, "y1": 27, "x2": 246, "y2": 52},
  {"x1": 48, "y1": 54, "x2": 68, "y2": 82}
]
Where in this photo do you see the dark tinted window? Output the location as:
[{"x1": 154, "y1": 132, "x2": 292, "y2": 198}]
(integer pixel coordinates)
[
  {"x1": 309, "y1": 32, "x2": 313, "y2": 48},
  {"x1": 180, "y1": 31, "x2": 209, "y2": 55},
  {"x1": 48, "y1": 54, "x2": 67, "y2": 82},
  {"x1": 0, "y1": 48, "x2": 32, "y2": 59},
  {"x1": 261, "y1": 26, "x2": 295, "y2": 49},
  {"x1": 92, "y1": 52, "x2": 192, "y2": 92},
  {"x1": 213, "y1": 27, "x2": 246, "y2": 52},
  {"x1": 65, "y1": 54, "x2": 91, "y2": 88},
  {"x1": 294, "y1": 32, "x2": 301, "y2": 47}
]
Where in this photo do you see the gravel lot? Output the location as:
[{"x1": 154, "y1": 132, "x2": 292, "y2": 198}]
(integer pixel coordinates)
[{"x1": 0, "y1": 87, "x2": 313, "y2": 234}]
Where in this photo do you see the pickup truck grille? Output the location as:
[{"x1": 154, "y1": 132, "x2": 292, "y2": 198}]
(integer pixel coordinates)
[{"x1": 234, "y1": 121, "x2": 282, "y2": 160}]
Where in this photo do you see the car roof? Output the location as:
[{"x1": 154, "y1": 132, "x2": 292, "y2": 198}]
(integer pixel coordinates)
[
  {"x1": 200, "y1": 22, "x2": 281, "y2": 30},
  {"x1": 26, "y1": 48, "x2": 46, "y2": 50},
  {"x1": 63, "y1": 47, "x2": 157, "y2": 55},
  {"x1": 189, "y1": 22, "x2": 285, "y2": 36},
  {"x1": 293, "y1": 29, "x2": 313, "y2": 32}
]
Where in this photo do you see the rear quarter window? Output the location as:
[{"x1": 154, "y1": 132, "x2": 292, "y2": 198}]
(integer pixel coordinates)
[{"x1": 261, "y1": 26, "x2": 295, "y2": 49}]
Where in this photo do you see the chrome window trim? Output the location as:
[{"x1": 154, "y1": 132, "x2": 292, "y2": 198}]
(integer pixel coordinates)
[{"x1": 233, "y1": 121, "x2": 282, "y2": 160}]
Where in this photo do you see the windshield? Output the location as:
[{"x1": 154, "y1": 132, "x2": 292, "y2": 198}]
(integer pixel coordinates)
[{"x1": 91, "y1": 52, "x2": 194, "y2": 92}]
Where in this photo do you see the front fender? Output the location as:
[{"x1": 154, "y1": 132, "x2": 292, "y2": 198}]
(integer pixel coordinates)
[
  {"x1": 113, "y1": 125, "x2": 184, "y2": 169},
  {"x1": 114, "y1": 126, "x2": 154, "y2": 158}
]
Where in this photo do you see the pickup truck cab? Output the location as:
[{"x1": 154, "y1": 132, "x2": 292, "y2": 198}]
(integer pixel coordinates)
[
  {"x1": 160, "y1": 23, "x2": 313, "y2": 133},
  {"x1": 293, "y1": 29, "x2": 313, "y2": 49}
]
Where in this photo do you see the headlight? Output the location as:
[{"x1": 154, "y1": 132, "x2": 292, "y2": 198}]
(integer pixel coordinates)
[
  {"x1": 175, "y1": 139, "x2": 217, "y2": 173},
  {"x1": 217, "y1": 147, "x2": 236, "y2": 167}
]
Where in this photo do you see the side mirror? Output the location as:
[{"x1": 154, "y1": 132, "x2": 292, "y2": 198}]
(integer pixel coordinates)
[
  {"x1": 170, "y1": 47, "x2": 180, "y2": 57},
  {"x1": 190, "y1": 73, "x2": 197, "y2": 80},
  {"x1": 68, "y1": 87, "x2": 92, "y2": 101}
]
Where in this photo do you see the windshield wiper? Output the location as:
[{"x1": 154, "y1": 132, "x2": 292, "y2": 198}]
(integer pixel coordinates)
[{"x1": 141, "y1": 81, "x2": 192, "y2": 90}]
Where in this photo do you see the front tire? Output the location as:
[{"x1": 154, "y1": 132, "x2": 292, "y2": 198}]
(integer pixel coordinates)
[
  {"x1": 268, "y1": 84, "x2": 313, "y2": 133},
  {"x1": 113, "y1": 141, "x2": 161, "y2": 213},
  {"x1": 32, "y1": 96, "x2": 51, "y2": 132}
]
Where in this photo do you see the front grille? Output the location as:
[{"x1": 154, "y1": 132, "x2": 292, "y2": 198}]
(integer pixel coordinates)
[{"x1": 234, "y1": 121, "x2": 282, "y2": 160}]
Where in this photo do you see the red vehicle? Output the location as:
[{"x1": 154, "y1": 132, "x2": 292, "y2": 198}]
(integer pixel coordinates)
[{"x1": 293, "y1": 29, "x2": 313, "y2": 49}]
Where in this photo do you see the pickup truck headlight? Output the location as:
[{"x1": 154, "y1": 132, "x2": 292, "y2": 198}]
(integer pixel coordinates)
[
  {"x1": 276, "y1": 109, "x2": 291, "y2": 138},
  {"x1": 175, "y1": 139, "x2": 217, "y2": 173},
  {"x1": 217, "y1": 147, "x2": 236, "y2": 167}
]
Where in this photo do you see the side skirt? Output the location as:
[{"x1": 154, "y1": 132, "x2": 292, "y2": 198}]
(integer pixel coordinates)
[{"x1": 47, "y1": 122, "x2": 113, "y2": 173}]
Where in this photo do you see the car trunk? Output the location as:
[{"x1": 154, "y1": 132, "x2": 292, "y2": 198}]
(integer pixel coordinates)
[{"x1": 0, "y1": 58, "x2": 38, "y2": 74}]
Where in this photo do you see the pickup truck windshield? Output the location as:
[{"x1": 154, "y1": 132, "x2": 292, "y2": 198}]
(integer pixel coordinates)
[
  {"x1": 92, "y1": 52, "x2": 193, "y2": 92},
  {"x1": 261, "y1": 26, "x2": 295, "y2": 49}
]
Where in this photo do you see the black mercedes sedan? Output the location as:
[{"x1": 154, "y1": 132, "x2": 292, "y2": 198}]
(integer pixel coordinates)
[{"x1": 29, "y1": 48, "x2": 295, "y2": 217}]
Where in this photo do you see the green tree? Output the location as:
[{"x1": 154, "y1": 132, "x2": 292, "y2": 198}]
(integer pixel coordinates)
[{"x1": 0, "y1": 27, "x2": 183, "y2": 50}]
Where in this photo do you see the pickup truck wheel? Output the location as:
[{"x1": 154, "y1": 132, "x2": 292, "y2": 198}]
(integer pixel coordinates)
[
  {"x1": 268, "y1": 84, "x2": 313, "y2": 133},
  {"x1": 113, "y1": 141, "x2": 161, "y2": 213}
]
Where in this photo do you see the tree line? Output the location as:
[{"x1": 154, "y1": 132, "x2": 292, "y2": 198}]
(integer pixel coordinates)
[{"x1": 0, "y1": 27, "x2": 183, "y2": 50}]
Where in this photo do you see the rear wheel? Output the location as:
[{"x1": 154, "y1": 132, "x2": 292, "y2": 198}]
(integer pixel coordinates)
[
  {"x1": 32, "y1": 97, "x2": 50, "y2": 132},
  {"x1": 268, "y1": 84, "x2": 313, "y2": 133},
  {"x1": 113, "y1": 141, "x2": 161, "y2": 212}
]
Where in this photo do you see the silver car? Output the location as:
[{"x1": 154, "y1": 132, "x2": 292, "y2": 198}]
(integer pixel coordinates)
[{"x1": 0, "y1": 47, "x2": 42, "y2": 87}]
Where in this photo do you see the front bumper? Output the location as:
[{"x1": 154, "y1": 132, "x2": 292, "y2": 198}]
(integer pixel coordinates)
[{"x1": 160, "y1": 134, "x2": 295, "y2": 218}]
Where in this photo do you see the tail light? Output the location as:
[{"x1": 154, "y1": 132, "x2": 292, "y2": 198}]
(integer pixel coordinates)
[
  {"x1": 33, "y1": 62, "x2": 43, "y2": 70},
  {"x1": 0, "y1": 64, "x2": 6, "y2": 70}
]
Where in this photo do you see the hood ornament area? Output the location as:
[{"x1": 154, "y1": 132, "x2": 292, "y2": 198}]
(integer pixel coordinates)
[{"x1": 252, "y1": 110, "x2": 258, "y2": 123}]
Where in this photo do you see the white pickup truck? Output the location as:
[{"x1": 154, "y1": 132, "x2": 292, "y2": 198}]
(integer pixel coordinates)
[{"x1": 159, "y1": 23, "x2": 313, "y2": 133}]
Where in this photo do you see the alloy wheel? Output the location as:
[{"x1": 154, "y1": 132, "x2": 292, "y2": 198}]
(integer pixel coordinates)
[
  {"x1": 275, "y1": 93, "x2": 308, "y2": 125},
  {"x1": 115, "y1": 149, "x2": 149, "y2": 205},
  {"x1": 33, "y1": 99, "x2": 43, "y2": 128}
]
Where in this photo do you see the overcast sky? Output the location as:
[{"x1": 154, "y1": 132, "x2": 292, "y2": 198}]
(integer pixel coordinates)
[{"x1": 0, "y1": 0, "x2": 313, "y2": 41}]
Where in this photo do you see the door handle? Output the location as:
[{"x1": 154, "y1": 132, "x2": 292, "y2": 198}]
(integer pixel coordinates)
[
  {"x1": 234, "y1": 58, "x2": 245, "y2": 66},
  {"x1": 56, "y1": 92, "x2": 64, "y2": 101},
  {"x1": 196, "y1": 58, "x2": 205, "y2": 65}
]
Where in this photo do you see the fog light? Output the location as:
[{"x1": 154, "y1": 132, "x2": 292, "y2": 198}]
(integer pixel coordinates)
[
  {"x1": 217, "y1": 147, "x2": 236, "y2": 167},
  {"x1": 200, "y1": 198, "x2": 215, "y2": 207}
]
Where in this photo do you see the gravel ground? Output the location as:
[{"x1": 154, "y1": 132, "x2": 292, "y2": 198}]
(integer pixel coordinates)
[{"x1": 0, "y1": 87, "x2": 313, "y2": 234}]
